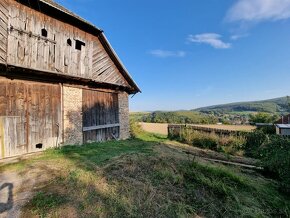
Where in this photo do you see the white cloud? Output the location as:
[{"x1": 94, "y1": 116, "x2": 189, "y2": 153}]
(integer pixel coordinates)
[
  {"x1": 230, "y1": 33, "x2": 249, "y2": 40},
  {"x1": 188, "y1": 33, "x2": 231, "y2": 49},
  {"x1": 149, "y1": 50, "x2": 186, "y2": 58},
  {"x1": 227, "y1": 0, "x2": 290, "y2": 22}
]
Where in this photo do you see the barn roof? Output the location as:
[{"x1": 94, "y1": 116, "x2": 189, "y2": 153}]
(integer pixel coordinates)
[
  {"x1": 39, "y1": 0, "x2": 102, "y2": 31},
  {"x1": 18, "y1": 0, "x2": 141, "y2": 94}
]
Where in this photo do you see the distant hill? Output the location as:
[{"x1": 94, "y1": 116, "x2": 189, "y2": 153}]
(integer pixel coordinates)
[
  {"x1": 194, "y1": 96, "x2": 290, "y2": 114},
  {"x1": 130, "y1": 111, "x2": 218, "y2": 124}
]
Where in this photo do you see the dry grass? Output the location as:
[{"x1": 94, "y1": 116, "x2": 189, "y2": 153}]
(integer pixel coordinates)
[
  {"x1": 139, "y1": 122, "x2": 169, "y2": 135},
  {"x1": 139, "y1": 122, "x2": 255, "y2": 136},
  {"x1": 192, "y1": 124, "x2": 256, "y2": 132},
  {"x1": 0, "y1": 133, "x2": 289, "y2": 218}
]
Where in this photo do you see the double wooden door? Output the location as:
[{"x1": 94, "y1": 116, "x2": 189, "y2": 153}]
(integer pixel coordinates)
[{"x1": 0, "y1": 79, "x2": 61, "y2": 158}]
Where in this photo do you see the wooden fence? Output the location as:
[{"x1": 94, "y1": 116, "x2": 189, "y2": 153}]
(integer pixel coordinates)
[{"x1": 168, "y1": 124, "x2": 247, "y2": 138}]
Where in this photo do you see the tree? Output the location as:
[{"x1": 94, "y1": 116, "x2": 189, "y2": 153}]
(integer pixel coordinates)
[
  {"x1": 287, "y1": 96, "x2": 290, "y2": 113},
  {"x1": 249, "y1": 112, "x2": 277, "y2": 124}
]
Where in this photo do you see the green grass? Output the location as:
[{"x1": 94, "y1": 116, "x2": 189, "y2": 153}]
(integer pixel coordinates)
[
  {"x1": 1, "y1": 132, "x2": 289, "y2": 217},
  {"x1": 26, "y1": 191, "x2": 67, "y2": 217}
]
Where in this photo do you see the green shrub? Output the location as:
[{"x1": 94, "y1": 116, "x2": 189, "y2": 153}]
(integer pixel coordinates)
[
  {"x1": 259, "y1": 136, "x2": 290, "y2": 192},
  {"x1": 244, "y1": 130, "x2": 269, "y2": 158},
  {"x1": 180, "y1": 128, "x2": 245, "y2": 154},
  {"x1": 130, "y1": 120, "x2": 143, "y2": 138},
  {"x1": 194, "y1": 134, "x2": 218, "y2": 150},
  {"x1": 219, "y1": 135, "x2": 246, "y2": 155},
  {"x1": 259, "y1": 125, "x2": 276, "y2": 135}
]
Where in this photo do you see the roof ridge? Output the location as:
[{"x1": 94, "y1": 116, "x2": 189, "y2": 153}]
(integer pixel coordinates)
[{"x1": 39, "y1": 0, "x2": 101, "y2": 31}]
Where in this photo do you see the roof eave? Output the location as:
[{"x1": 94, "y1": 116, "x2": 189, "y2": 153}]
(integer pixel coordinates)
[{"x1": 98, "y1": 33, "x2": 141, "y2": 94}]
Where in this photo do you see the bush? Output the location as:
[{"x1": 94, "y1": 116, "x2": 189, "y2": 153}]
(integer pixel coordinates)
[
  {"x1": 194, "y1": 134, "x2": 218, "y2": 150},
  {"x1": 179, "y1": 128, "x2": 246, "y2": 154},
  {"x1": 130, "y1": 120, "x2": 143, "y2": 138},
  {"x1": 219, "y1": 135, "x2": 246, "y2": 155},
  {"x1": 259, "y1": 136, "x2": 290, "y2": 192},
  {"x1": 244, "y1": 130, "x2": 269, "y2": 158},
  {"x1": 259, "y1": 125, "x2": 276, "y2": 135}
]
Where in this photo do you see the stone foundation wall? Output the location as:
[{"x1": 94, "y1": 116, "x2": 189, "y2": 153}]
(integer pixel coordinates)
[
  {"x1": 118, "y1": 92, "x2": 130, "y2": 140},
  {"x1": 63, "y1": 86, "x2": 83, "y2": 145}
]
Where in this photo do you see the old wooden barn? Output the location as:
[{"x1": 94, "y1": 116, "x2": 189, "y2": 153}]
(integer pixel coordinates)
[{"x1": 0, "y1": 0, "x2": 140, "y2": 159}]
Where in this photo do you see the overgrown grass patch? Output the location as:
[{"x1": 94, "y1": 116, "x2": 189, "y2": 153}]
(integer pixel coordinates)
[
  {"x1": 1, "y1": 132, "x2": 289, "y2": 217},
  {"x1": 25, "y1": 191, "x2": 67, "y2": 217}
]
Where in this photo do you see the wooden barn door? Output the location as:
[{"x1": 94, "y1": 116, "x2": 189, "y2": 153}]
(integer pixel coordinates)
[
  {"x1": 0, "y1": 79, "x2": 61, "y2": 158},
  {"x1": 82, "y1": 89, "x2": 119, "y2": 142}
]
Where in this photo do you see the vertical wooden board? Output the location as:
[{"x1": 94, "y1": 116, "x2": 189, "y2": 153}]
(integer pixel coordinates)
[
  {"x1": 83, "y1": 89, "x2": 120, "y2": 142},
  {"x1": 0, "y1": 0, "x2": 8, "y2": 63},
  {"x1": 0, "y1": 118, "x2": 4, "y2": 158},
  {"x1": 0, "y1": 80, "x2": 7, "y2": 115}
]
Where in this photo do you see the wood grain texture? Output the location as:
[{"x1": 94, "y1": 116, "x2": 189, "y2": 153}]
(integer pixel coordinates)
[
  {"x1": 83, "y1": 89, "x2": 120, "y2": 142},
  {"x1": 0, "y1": 0, "x2": 8, "y2": 64},
  {"x1": 6, "y1": 0, "x2": 130, "y2": 88},
  {"x1": 0, "y1": 78, "x2": 61, "y2": 159}
]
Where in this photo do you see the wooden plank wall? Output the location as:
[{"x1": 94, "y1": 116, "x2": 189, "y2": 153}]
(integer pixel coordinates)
[
  {"x1": 83, "y1": 89, "x2": 119, "y2": 142},
  {"x1": 0, "y1": 78, "x2": 61, "y2": 159},
  {"x1": 0, "y1": 0, "x2": 8, "y2": 64},
  {"x1": 7, "y1": 0, "x2": 130, "y2": 87}
]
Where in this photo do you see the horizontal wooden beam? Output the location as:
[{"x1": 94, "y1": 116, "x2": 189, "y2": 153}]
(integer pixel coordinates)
[
  {"x1": 83, "y1": 123, "x2": 120, "y2": 132},
  {"x1": 10, "y1": 26, "x2": 57, "y2": 44}
]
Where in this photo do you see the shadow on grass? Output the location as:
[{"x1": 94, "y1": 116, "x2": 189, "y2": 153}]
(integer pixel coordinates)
[{"x1": 0, "y1": 183, "x2": 13, "y2": 214}]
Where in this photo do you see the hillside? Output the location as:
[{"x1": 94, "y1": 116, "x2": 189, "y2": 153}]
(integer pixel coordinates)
[
  {"x1": 131, "y1": 111, "x2": 218, "y2": 124},
  {"x1": 194, "y1": 96, "x2": 290, "y2": 114}
]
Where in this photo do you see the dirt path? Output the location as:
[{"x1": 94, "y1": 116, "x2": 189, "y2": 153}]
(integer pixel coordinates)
[{"x1": 0, "y1": 163, "x2": 54, "y2": 218}]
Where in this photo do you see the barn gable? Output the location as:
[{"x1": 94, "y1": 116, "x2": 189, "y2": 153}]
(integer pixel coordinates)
[
  {"x1": 0, "y1": 0, "x2": 139, "y2": 159},
  {"x1": 0, "y1": 0, "x2": 140, "y2": 94}
]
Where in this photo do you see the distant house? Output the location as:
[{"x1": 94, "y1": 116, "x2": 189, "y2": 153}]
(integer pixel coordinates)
[
  {"x1": 275, "y1": 124, "x2": 290, "y2": 136},
  {"x1": 275, "y1": 114, "x2": 290, "y2": 124}
]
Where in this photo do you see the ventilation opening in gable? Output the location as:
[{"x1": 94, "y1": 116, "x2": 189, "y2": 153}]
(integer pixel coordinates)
[
  {"x1": 41, "y1": 28, "x2": 48, "y2": 37},
  {"x1": 75, "y1": 40, "x2": 86, "y2": 51},
  {"x1": 67, "y1": 38, "x2": 72, "y2": 46}
]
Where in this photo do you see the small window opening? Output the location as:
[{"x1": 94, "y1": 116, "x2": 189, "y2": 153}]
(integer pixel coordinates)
[
  {"x1": 67, "y1": 38, "x2": 72, "y2": 46},
  {"x1": 75, "y1": 40, "x2": 85, "y2": 51},
  {"x1": 41, "y1": 28, "x2": 47, "y2": 37},
  {"x1": 36, "y1": 143, "x2": 43, "y2": 149}
]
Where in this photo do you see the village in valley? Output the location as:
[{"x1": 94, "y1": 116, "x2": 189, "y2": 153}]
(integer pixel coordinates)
[{"x1": 0, "y1": 0, "x2": 290, "y2": 217}]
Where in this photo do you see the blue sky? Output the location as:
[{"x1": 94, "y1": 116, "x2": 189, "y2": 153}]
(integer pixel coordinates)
[{"x1": 55, "y1": 0, "x2": 290, "y2": 111}]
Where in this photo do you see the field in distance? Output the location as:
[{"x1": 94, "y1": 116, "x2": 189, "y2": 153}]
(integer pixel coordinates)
[{"x1": 139, "y1": 122, "x2": 255, "y2": 135}]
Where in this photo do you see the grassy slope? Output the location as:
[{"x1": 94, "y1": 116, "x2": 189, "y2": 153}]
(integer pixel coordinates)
[
  {"x1": 1, "y1": 133, "x2": 289, "y2": 218},
  {"x1": 194, "y1": 96, "x2": 290, "y2": 114}
]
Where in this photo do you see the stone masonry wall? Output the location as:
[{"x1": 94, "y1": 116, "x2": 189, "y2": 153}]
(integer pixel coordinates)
[
  {"x1": 118, "y1": 92, "x2": 130, "y2": 140},
  {"x1": 63, "y1": 86, "x2": 83, "y2": 145}
]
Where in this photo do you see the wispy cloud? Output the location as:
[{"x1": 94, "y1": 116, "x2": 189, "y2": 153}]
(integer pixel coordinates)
[
  {"x1": 226, "y1": 0, "x2": 290, "y2": 22},
  {"x1": 230, "y1": 33, "x2": 249, "y2": 40},
  {"x1": 188, "y1": 33, "x2": 231, "y2": 49},
  {"x1": 149, "y1": 50, "x2": 186, "y2": 58}
]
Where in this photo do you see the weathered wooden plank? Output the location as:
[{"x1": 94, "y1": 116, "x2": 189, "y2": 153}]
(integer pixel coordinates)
[
  {"x1": 0, "y1": 78, "x2": 61, "y2": 159},
  {"x1": 83, "y1": 89, "x2": 120, "y2": 142},
  {"x1": 83, "y1": 123, "x2": 120, "y2": 132},
  {"x1": 0, "y1": 0, "x2": 7, "y2": 64},
  {"x1": 6, "y1": 0, "x2": 131, "y2": 88}
]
